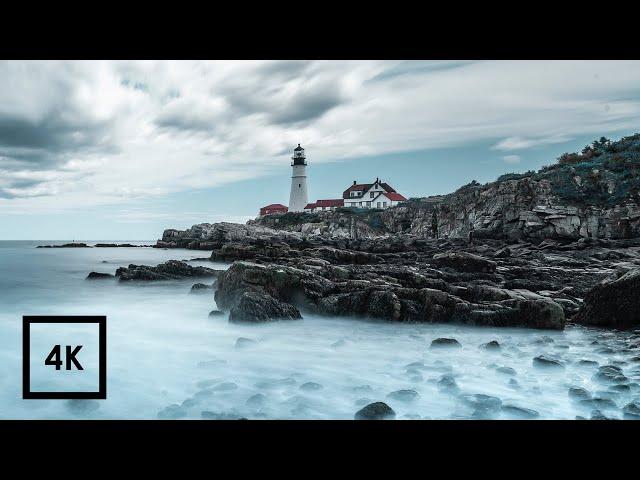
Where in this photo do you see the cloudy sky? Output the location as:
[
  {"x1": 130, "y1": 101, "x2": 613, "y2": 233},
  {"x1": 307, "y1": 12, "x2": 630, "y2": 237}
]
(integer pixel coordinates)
[{"x1": 1, "y1": 60, "x2": 640, "y2": 239}]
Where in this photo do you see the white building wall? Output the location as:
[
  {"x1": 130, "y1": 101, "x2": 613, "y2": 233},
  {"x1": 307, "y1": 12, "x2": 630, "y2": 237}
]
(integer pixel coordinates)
[{"x1": 289, "y1": 164, "x2": 309, "y2": 212}]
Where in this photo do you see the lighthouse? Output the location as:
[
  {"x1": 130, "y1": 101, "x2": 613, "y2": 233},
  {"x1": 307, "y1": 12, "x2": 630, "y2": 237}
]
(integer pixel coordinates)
[{"x1": 288, "y1": 143, "x2": 309, "y2": 212}]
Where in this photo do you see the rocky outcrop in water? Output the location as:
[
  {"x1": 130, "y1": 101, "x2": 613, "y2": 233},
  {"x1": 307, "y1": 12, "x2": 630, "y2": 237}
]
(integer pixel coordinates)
[{"x1": 115, "y1": 260, "x2": 223, "y2": 281}]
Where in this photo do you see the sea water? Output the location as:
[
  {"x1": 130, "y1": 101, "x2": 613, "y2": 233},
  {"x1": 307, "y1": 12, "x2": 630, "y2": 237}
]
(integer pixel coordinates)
[{"x1": 0, "y1": 241, "x2": 639, "y2": 420}]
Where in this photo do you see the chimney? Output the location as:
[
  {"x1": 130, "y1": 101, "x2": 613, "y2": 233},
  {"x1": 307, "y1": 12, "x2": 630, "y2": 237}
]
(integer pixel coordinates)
[{"x1": 353, "y1": 180, "x2": 356, "y2": 185}]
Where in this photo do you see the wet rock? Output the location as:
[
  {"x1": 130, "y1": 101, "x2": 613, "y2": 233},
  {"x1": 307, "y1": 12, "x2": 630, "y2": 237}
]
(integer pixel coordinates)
[
  {"x1": 580, "y1": 397, "x2": 617, "y2": 410},
  {"x1": 590, "y1": 410, "x2": 612, "y2": 420},
  {"x1": 481, "y1": 340, "x2": 501, "y2": 350},
  {"x1": 86, "y1": 272, "x2": 114, "y2": 280},
  {"x1": 300, "y1": 382, "x2": 323, "y2": 392},
  {"x1": 229, "y1": 291, "x2": 302, "y2": 323},
  {"x1": 431, "y1": 338, "x2": 461, "y2": 348},
  {"x1": 190, "y1": 282, "x2": 214, "y2": 293},
  {"x1": 116, "y1": 260, "x2": 222, "y2": 281},
  {"x1": 577, "y1": 359, "x2": 599, "y2": 367},
  {"x1": 574, "y1": 267, "x2": 640, "y2": 328},
  {"x1": 235, "y1": 337, "x2": 256, "y2": 349},
  {"x1": 245, "y1": 393, "x2": 267, "y2": 408},
  {"x1": 494, "y1": 247, "x2": 511, "y2": 258},
  {"x1": 501, "y1": 405, "x2": 540, "y2": 419},
  {"x1": 594, "y1": 365, "x2": 628, "y2": 384},
  {"x1": 532, "y1": 355, "x2": 564, "y2": 369},
  {"x1": 437, "y1": 374, "x2": 459, "y2": 393},
  {"x1": 461, "y1": 394, "x2": 503, "y2": 417},
  {"x1": 568, "y1": 387, "x2": 591, "y2": 400},
  {"x1": 405, "y1": 361, "x2": 426, "y2": 369},
  {"x1": 208, "y1": 309, "x2": 224, "y2": 317},
  {"x1": 387, "y1": 389, "x2": 419, "y2": 402},
  {"x1": 354, "y1": 402, "x2": 396, "y2": 420},
  {"x1": 622, "y1": 401, "x2": 640, "y2": 419}
]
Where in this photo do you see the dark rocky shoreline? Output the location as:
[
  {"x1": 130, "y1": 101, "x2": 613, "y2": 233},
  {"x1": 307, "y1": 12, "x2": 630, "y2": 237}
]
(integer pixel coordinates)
[{"x1": 83, "y1": 221, "x2": 638, "y2": 329}]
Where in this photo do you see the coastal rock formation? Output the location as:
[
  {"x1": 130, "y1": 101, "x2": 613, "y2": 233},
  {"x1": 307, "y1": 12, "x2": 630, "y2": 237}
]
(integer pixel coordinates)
[
  {"x1": 248, "y1": 134, "x2": 640, "y2": 242},
  {"x1": 115, "y1": 260, "x2": 222, "y2": 281},
  {"x1": 212, "y1": 242, "x2": 574, "y2": 329},
  {"x1": 573, "y1": 267, "x2": 640, "y2": 328},
  {"x1": 86, "y1": 272, "x2": 114, "y2": 280}
]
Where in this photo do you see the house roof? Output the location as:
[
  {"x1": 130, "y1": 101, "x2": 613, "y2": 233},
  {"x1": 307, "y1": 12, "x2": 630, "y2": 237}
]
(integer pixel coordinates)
[
  {"x1": 305, "y1": 199, "x2": 344, "y2": 209},
  {"x1": 260, "y1": 203, "x2": 288, "y2": 213},
  {"x1": 385, "y1": 192, "x2": 407, "y2": 201},
  {"x1": 342, "y1": 180, "x2": 397, "y2": 199}
]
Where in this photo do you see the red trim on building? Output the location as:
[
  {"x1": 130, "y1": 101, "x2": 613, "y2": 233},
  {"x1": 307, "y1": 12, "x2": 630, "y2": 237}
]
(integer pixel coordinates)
[{"x1": 260, "y1": 204, "x2": 288, "y2": 216}]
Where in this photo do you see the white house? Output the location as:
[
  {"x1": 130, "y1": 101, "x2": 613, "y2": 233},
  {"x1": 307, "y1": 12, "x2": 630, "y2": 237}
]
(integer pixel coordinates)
[{"x1": 342, "y1": 178, "x2": 407, "y2": 209}]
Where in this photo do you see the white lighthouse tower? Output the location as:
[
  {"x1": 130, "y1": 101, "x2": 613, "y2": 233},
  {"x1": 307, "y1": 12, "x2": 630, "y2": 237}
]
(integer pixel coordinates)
[{"x1": 288, "y1": 143, "x2": 309, "y2": 212}]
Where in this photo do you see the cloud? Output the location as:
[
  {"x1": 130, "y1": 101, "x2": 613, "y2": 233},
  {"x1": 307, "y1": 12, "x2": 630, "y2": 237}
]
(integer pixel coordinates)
[
  {"x1": 2, "y1": 60, "x2": 640, "y2": 213},
  {"x1": 502, "y1": 154, "x2": 521, "y2": 164}
]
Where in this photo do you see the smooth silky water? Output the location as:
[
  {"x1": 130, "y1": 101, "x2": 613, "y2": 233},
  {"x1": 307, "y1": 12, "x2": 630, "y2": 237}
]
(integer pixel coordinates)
[{"x1": 1, "y1": 241, "x2": 639, "y2": 419}]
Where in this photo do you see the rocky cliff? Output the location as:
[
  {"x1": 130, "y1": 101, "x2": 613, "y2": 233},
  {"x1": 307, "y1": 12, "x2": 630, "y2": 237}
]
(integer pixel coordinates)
[{"x1": 251, "y1": 133, "x2": 640, "y2": 241}]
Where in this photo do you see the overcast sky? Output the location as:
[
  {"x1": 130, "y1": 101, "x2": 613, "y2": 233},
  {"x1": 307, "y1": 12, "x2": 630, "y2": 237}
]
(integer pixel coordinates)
[{"x1": 1, "y1": 60, "x2": 640, "y2": 239}]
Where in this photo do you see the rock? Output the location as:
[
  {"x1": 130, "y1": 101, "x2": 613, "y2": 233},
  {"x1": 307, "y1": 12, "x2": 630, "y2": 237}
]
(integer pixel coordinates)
[
  {"x1": 461, "y1": 394, "x2": 503, "y2": 417},
  {"x1": 354, "y1": 402, "x2": 396, "y2": 420},
  {"x1": 532, "y1": 355, "x2": 564, "y2": 368},
  {"x1": 501, "y1": 405, "x2": 539, "y2": 419},
  {"x1": 432, "y1": 252, "x2": 497, "y2": 273},
  {"x1": 568, "y1": 387, "x2": 591, "y2": 400},
  {"x1": 38, "y1": 243, "x2": 90, "y2": 248},
  {"x1": 574, "y1": 268, "x2": 640, "y2": 328},
  {"x1": 85, "y1": 272, "x2": 114, "y2": 280},
  {"x1": 593, "y1": 365, "x2": 628, "y2": 384},
  {"x1": 229, "y1": 291, "x2": 302, "y2": 323},
  {"x1": 116, "y1": 260, "x2": 222, "y2": 281},
  {"x1": 496, "y1": 366, "x2": 516, "y2": 376},
  {"x1": 437, "y1": 374, "x2": 459, "y2": 393},
  {"x1": 190, "y1": 282, "x2": 214, "y2": 293},
  {"x1": 623, "y1": 401, "x2": 640, "y2": 419},
  {"x1": 387, "y1": 389, "x2": 419, "y2": 402},
  {"x1": 300, "y1": 382, "x2": 323, "y2": 391},
  {"x1": 590, "y1": 410, "x2": 612, "y2": 420},
  {"x1": 481, "y1": 340, "x2": 501, "y2": 350},
  {"x1": 431, "y1": 338, "x2": 461, "y2": 348},
  {"x1": 201, "y1": 411, "x2": 245, "y2": 420},
  {"x1": 208, "y1": 309, "x2": 224, "y2": 317},
  {"x1": 580, "y1": 398, "x2": 617, "y2": 410},
  {"x1": 494, "y1": 247, "x2": 511, "y2": 258}
]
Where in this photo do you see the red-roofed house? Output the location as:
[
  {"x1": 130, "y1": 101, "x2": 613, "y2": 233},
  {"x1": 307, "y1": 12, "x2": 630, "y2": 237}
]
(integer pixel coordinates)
[
  {"x1": 342, "y1": 178, "x2": 406, "y2": 209},
  {"x1": 304, "y1": 199, "x2": 344, "y2": 212},
  {"x1": 259, "y1": 203, "x2": 288, "y2": 216}
]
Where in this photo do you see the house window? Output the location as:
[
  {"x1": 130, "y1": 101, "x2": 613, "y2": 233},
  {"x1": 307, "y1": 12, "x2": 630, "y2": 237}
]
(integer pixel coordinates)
[
  {"x1": 370, "y1": 192, "x2": 374, "y2": 198},
  {"x1": 377, "y1": 202, "x2": 381, "y2": 208},
  {"x1": 299, "y1": 184, "x2": 301, "y2": 188},
  {"x1": 366, "y1": 202, "x2": 371, "y2": 207},
  {"x1": 383, "y1": 202, "x2": 387, "y2": 208}
]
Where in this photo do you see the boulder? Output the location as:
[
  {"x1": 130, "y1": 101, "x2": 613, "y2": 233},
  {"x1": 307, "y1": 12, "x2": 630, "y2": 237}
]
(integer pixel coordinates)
[
  {"x1": 86, "y1": 272, "x2": 114, "y2": 280},
  {"x1": 354, "y1": 402, "x2": 396, "y2": 420},
  {"x1": 574, "y1": 268, "x2": 640, "y2": 328},
  {"x1": 229, "y1": 291, "x2": 302, "y2": 323}
]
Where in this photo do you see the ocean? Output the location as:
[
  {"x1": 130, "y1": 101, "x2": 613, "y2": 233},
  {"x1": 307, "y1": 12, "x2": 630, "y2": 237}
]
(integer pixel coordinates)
[{"x1": 0, "y1": 240, "x2": 638, "y2": 419}]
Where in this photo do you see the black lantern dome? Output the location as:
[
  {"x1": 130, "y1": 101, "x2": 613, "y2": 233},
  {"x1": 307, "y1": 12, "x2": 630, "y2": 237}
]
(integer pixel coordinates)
[{"x1": 292, "y1": 143, "x2": 306, "y2": 165}]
